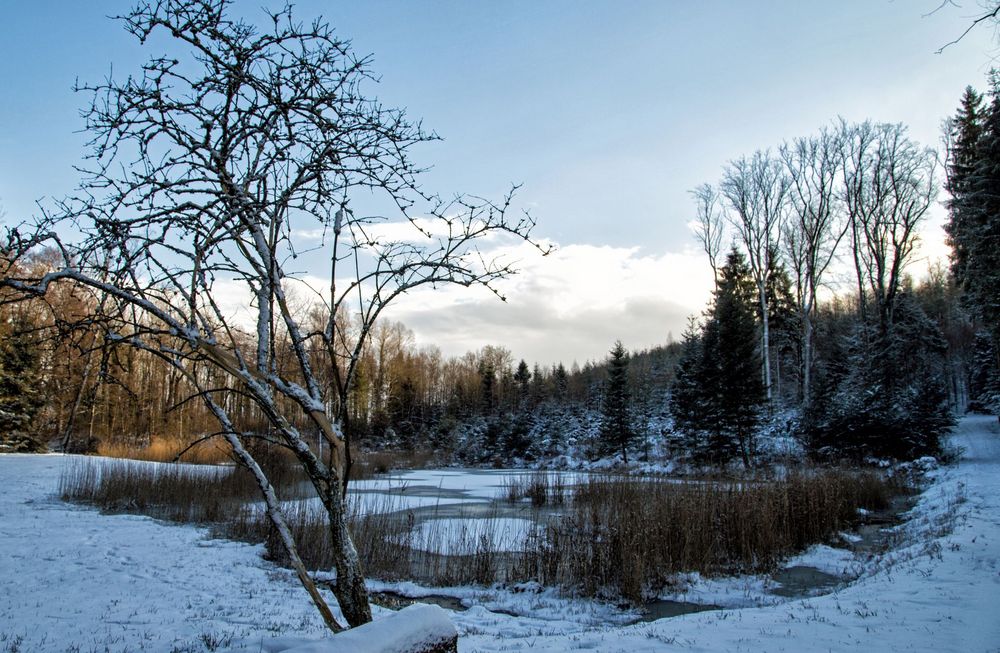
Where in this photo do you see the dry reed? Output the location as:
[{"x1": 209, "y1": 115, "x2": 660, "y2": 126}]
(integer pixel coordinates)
[{"x1": 60, "y1": 460, "x2": 899, "y2": 603}]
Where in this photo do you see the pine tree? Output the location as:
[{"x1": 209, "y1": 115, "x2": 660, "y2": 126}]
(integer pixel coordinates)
[
  {"x1": 599, "y1": 340, "x2": 635, "y2": 464},
  {"x1": 553, "y1": 363, "x2": 569, "y2": 399},
  {"x1": 669, "y1": 318, "x2": 708, "y2": 455},
  {"x1": 513, "y1": 359, "x2": 531, "y2": 405},
  {"x1": 478, "y1": 360, "x2": 495, "y2": 414},
  {"x1": 965, "y1": 77, "x2": 1000, "y2": 369},
  {"x1": 945, "y1": 85, "x2": 986, "y2": 286},
  {"x1": 0, "y1": 319, "x2": 45, "y2": 452}
]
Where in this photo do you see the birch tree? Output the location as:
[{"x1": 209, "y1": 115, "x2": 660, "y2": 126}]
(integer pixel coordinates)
[{"x1": 0, "y1": 0, "x2": 542, "y2": 630}]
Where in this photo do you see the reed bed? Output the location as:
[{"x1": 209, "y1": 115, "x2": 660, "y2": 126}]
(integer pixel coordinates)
[
  {"x1": 93, "y1": 436, "x2": 434, "y2": 481},
  {"x1": 348, "y1": 449, "x2": 438, "y2": 480},
  {"x1": 60, "y1": 460, "x2": 899, "y2": 603},
  {"x1": 60, "y1": 452, "x2": 311, "y2": 523},
  {"x1": 96, "y1": 435, "x2": 231, "y2": 465},
  {"x1": 500, "y1": 472, "x2": 568, "y2": 506},
  {"x1": 522, "y1": 470, "x2": 895, "y2": 601}
]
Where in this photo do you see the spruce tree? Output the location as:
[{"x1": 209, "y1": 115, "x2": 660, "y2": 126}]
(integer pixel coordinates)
[
  {"x1": 712, "y1": 249, "x2": 766, "y2": 467},
  {"x1": 946, "y1": 77, "x2": 1000, "y2": 411},
  {"x1": 669, "y1": 319, "x2": 710, "y2": 456},
  {"x1": 965, "y1": 77, "x2": 1000, "y2": 366},
  {"x1": 945, "y1": 85, "x2": 985, "y2": 285},
  {"x1": 0, "y1": 319, "x2": 45, "y2": 452},
  {"x1": 513, "y1": 359, "x2": 531, "y2": 404},
  {"x1": 554, "y1": 363, "x2": 569, "y2": 399},
  {"x1": 599, "y1": 340, "x2": 635, "y2": 464},
  {"x1": 669, "y1": 249, "x2": 763, "y2": 467}
]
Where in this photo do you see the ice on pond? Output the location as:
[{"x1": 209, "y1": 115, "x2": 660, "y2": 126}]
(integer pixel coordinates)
[{"x1": 405, "y1": 517, "x2": 539, "y2": 554}]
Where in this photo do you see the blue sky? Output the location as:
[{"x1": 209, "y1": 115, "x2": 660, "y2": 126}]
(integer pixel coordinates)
[{"x1": 0, "y1": 1, "x2": 996, "y2": 365}]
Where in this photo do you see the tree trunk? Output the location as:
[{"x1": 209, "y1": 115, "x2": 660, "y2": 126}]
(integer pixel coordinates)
[
  {"x1": 759, "y1": 285, "x2": 772, "y2": 404},
  {"x1": 325, "y1": 489, "x2": 373, "y2": 627},
  {"x1": 220, "y1": 429, "x2": 345, "y2": 633},
  {"x1": 802, "y1": 311, "x2": 813, "y2": 408},
  {"x1": 61, "y1": 348, "x2": 96, "y2": 451}
]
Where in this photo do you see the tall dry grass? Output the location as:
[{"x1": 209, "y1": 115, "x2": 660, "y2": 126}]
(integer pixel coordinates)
[
  {"x1": 348, "y1": 449, "x2": 438, "y2": 480},
  {"x1": 96, "y1": 435, "x2": 231, "y2": 465},
  {"x1": 60, "y1": 460, "x2": 899, "y2": 603},
  {"x1": 60, "y1": 451, "x2": 311, "y2": 523},
  {"x1": 94, "y1": 435, "x2": 434, "y2": 481},
  {"x1": 521, "y1": 470, "x2": 896, "y2": 601},
  {"x1": 500, "y1": 472, "x2": 568, "y2": 506}
]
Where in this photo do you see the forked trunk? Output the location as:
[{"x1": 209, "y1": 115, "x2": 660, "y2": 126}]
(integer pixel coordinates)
[{"x1": 324, "y1": 490, "x2": 373, "y2": 627}]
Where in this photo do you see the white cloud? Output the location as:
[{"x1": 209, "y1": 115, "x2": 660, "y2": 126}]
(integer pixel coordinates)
[
  {"x1": 381, "y1": 242, "x2": 713, "y2": 365},
  {"x1": 202, "y1": 241, "x2": 714, "y2": 366}
]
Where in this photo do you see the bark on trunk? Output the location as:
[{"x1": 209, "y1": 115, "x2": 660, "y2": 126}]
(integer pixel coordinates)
[
  {"x1": 759, "y1": 285, "x2": 772, "y2": 404},
  {"x1": 802, "y1": 311, "x2": 813, "y2": 408},
  {"x1": 222, "y1": 431, "x2": 344, "y2": 633},
  {"x1": 325, "y1": 488, "x2": 373, "y2": 627}
]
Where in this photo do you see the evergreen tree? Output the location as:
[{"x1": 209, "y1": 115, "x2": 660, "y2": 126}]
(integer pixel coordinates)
[
  {"x1": 513, "y1": 359, "x2": 531, "y2": 404},
  {"x1": 945, "y1": 85, "x2": 986, "y2": 286},
  {"x1": 945, "y1": 77, "x2": 1000, "y2": 411},
  {"x1": 477, "y1": 360, "x2": 495, "y2": 414},
  {"x1": 765, "y1": 259, "x2": 800, "y2": 405},
  {"x1": 669, "y1": 249, "x2": 764, "y2": 467},
  {"x1": 712, "y1": 250, "x2": 766, "y2": 466},
  {"x1": 0, "y1": 319, "x2": 45, "y2": 452},
  {"x1": 669, "y1": 318, "x2": 713, "y2": 458},
  {"x1": 964, "y1": 77, "x2": 1000, "y2": 375},
  {"x1": 599, "y1": 340, "x2": 635, "y2": 463},
  {"x1": 553, "y1": 363, "x2": 569, "y2": 399},
  {"x1": 805, "y1": 290, "x2": 953, "y2": 460}
]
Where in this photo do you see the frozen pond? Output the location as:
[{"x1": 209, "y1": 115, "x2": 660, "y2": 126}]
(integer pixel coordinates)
[{"x1": 345, "y1": 467, "x2": 917, "y2": 619}]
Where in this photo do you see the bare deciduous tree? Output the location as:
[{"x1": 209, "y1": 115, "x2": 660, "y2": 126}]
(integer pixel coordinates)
[
  {"x1": 933, "y1": 0, "x2": 1000, "y2": 53},
  {"x1": 0, "y1": 0, "x2": 544, "y2": 630},
  {"x1": 780, "y1": 127, "x2": 849, "y2": 406},
  {"x1": 720, "y1": 150, "x2": 789, "y2": 404},
  {"x1": 690, "y1": 183, "x2": 727, "y2": 291},
  {"x1": 840, "y1": 121, "x2": 938, "y2": 338}
]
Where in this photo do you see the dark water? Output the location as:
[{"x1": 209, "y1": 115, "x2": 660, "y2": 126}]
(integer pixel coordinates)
[
  {"x1": 370, "y1": 591, "x2": 467, "y2": 612},
  {"x1": 769, "y1": 565, "x2": 842, "y2": 598},
  {"x1": 636, "y1": 599, "x2": 722, "y2": 622}
]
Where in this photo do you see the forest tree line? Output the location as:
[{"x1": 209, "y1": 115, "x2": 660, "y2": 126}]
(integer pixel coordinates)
[{"x1": 2, "y1": 78, "x2": 998, "y2": 466}]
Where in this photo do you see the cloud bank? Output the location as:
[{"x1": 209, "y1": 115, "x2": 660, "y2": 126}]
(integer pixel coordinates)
[{"x1": 381, "y1": 242, "x2": 714, "y2": 366}]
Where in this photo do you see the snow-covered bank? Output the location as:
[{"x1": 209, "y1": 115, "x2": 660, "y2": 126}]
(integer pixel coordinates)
[
  {"x1": 454, "y1": 415, "x2": 1000, "y2": 652},
  {"x1": 1, "y1": 415, "x2": 998, "y2": 652}
]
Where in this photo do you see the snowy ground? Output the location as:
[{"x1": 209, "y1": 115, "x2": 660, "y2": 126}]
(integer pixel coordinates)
[{"x1": 1, "y1": 415, "x2": 998, "y2": 652}]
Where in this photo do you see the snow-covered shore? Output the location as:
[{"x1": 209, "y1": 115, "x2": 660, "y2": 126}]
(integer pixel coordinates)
[{"x1": 1, "y1": 415, "x2": 998, "y2": 652}]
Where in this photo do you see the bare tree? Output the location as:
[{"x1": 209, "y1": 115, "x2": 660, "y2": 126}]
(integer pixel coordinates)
[
  {"x1": 934, "y1": 0, "x2": 1000, "y2": 53},
  {"x1": 1, "y1": 0, "x2": 543, "y2": 630},
  {"x1": 840, "y1": 121, "x2": 938, "y2": 339},
  {"x1": 720, "y1": 150, "x2": 789, "y2": 404},
  {"x1": 780, "y1": 128, "x2": 849, "y2": 406},
  {"x1": 690, "y1": 183, "x2": 727, "y2": 291}
]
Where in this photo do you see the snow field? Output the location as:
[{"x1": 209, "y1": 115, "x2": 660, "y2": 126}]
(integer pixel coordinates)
[{"x1": 0, "y1": 415, "x2": 997, "y2": 652}]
